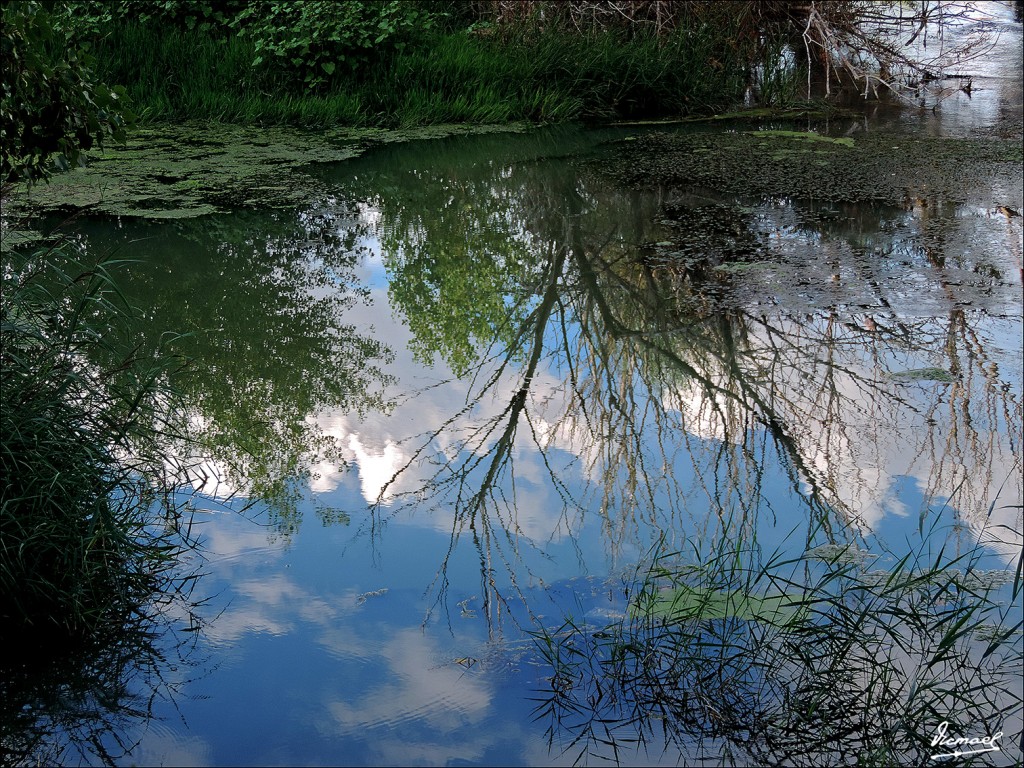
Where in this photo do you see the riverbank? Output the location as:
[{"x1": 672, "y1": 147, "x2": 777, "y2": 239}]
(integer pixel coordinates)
[
  {"x1": 63, "y1": 1, "x2": 810, "y2": 129},
  {"x1": 90, "y1": 22, "x2": 763, "y2": 127}
]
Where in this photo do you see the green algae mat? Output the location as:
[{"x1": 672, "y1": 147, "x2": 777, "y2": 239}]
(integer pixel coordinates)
[
  {"x1": 602, "y1": 129, "x2": 1023, "y2": 206},
  {"x1": 1, "y1": 122, "x2": 524, "y2": 222}
]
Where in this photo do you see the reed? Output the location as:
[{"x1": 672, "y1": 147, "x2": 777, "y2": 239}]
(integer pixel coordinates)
[
  {"x1": 88, "y1": 21, "x2": 762, "y2": 127},
  {"x1": 531, "y1": 512, "x2": 1024, "y2": 765},
  {"x1": 0, "y1": 242, "x2": 193, "y2": 640}
]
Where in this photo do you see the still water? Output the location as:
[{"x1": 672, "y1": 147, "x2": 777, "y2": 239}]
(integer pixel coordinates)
[{"x1": 7, "y1": 12, "x2": 1024, "y2": 767}]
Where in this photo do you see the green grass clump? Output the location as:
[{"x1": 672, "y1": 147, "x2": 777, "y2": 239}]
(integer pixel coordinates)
[
  {"x1": 0, "y1": 245, "x2": 191, "y2": 639},
  {"x1": 88, "y1": 21, "x2": 763, "y2": 128}
]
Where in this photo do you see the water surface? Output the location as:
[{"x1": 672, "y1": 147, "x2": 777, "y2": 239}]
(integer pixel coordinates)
[{"x1": 6, "y1": 10, "x2": 1024, "y2": 765}]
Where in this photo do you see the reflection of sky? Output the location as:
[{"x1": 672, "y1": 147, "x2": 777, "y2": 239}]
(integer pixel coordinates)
[
  {"x1": 126, "y1": 450, "x2": 1021, "y2": 765},
  {"x1": 138, "y1": 211, "x2": 1021, "y2": 765},
  {"x1": 149, "y1": 126, "x2": 1021, "y2": 594},
  {"x1": 353, "y1": 234, "x2": 388, "y2": 289},
  {"x1": 83, "y1": 23, "x2": 1023, "y2": 761},
  {"x1": 116, "y1": 509, "x2": 603, "y2": 766},
  {"x1": 290, "y1": 250, "x2": 1022, "y2": 565}
]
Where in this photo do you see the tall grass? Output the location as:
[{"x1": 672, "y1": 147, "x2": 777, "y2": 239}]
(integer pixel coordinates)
[
  {"x1": 531, "y1": 512, "x2": 1024, "y2": 765},
  {"x1": 0, "y1": 242, "x2": 194, "y2": 640},
  {"x1": 89, "y1": 21, "x2": 760, "y2": 128}
]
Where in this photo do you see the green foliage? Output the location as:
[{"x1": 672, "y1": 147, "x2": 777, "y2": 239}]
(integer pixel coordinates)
[
  {"x1": 229, "y1": 0, "x2": 434, "y2": 89},
  {"x1": 119, "y1": 0, "x2": 248, "y2": 34},
  {"x1": 21, "y1": 0, "x2": 902, "y2": 133},
  {"x1": 88, "y1": 20, "x2": 273, "y2": 123},
  {"x1": 56, "y1": 0, "x2": 242, "y2": 41},
  {"x1": 82, "y1": 16, "x2": 755, "y2": 129},
  {"x1": 0, "y1": 246, "x2": 188, "y2": 636},
  {"x1": 0, "y1": 1, "x2": 132, "y2": 182},
  {"x1": 59, "y1": 0, "x2": 435, "y2": 93}
]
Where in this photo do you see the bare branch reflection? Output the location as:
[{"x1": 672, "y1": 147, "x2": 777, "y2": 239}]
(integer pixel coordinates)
[{"x1": 337, "y1": 133, "x2": 1021, "y2": 648}]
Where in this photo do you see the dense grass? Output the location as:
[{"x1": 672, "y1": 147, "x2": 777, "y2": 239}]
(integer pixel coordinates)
[
  {"x1": 0, "y1": 245, "x2": 193, "y2": 639},
  {"x1": 531, "y1": 514, "x2": 1024, "y2": 765},
  {"x1": 90, "y1": 21, "x2": 761, "y2": 127}
]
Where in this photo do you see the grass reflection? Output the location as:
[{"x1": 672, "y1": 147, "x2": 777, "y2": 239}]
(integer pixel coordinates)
[
  {"x1": 0, "y1": 593, "x2": 207, "y2": 767},
  {"x1": 531, "y1": 518, "x2": 1022, "y2": 766}
]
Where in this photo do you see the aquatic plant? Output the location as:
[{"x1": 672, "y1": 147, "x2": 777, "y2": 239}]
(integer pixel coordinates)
[
  {"x1": 530, "y1": 519, "x2": 1024, "y2": 766},
  {"x1": 0, "y1": 243, "x2": 195, "y2": 638}
]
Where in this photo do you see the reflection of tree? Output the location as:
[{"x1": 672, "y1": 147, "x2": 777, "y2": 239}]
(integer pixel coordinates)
[
  {"x1": 375, "y1": 176, "x2": 544, "y2": 377},
  {"x1": 345, "y1": 137, "x2": 1021, "y2": 760},
  {"x1": 73, "y1": 208, "x2": 394, "y2": 533},
  {"x1": 338, "y1": 129, "x2": 607, "y2": 377},
  {"x1": 361, "y1": 147, "x2": 1021, "y2": 567}
]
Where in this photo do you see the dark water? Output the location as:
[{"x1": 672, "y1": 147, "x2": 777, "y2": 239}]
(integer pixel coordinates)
[{"x1": 5, "y1": 8, "x2": 1024, "y2": 767}]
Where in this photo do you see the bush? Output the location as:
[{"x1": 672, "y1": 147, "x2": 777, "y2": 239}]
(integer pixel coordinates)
[
  {"x1": 231, "y1": 0, "x2": 435, "y2": 89},
  {"x1": 0, "y1": 1, "x2": 132, "y2": 182}
]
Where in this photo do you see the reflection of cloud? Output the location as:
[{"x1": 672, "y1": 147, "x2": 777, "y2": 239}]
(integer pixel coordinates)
[
  {"x1": 316, "y1": 393, "x2": 576, "y2": 545},
  {"x1": 165, "y1": 453, "x2": 244, "y2": 499},
  {"x1": 203, "y1": 568, "x2": 342, "y2": 643},
  {"x1": 308, "y1": 457, "x2": 344, "y2": 493},
  {"x1": 198, "y1": 515, "x2": 279, "y2": 561},
  {"x1": 669, "y1": 374, "x2": 757, "y2": 444},
  {"x1": 128, "y1": 727, "x2": 213, "y2": 768},
  {"x1": 298, "y1": 284, "x2": 582, "y2": 543},
  {"x1": 807, "y1": 440, "x2": 908, "y2": 528},
  {"x1": 648, "y1": 313, "x2": 1021, "y2": 562},
  {"x1": 161, "y1": 414, "x2": 245, "y2": 500},
  {"x1": 321, "y1": 292, "x2": 1022, "y2": 564},
  {"x1": 163, "y1": 205, "x2": 1022, "y2": 568},
  {"x1": 204, "y1": 592, "x2": 292, "y2": 643},
  {"x1": 315, "y1": 621, "x2": 679, "y2": 767},
  {"x1": 345, "y1": 433, "x2": 407, "y2": 503},
  {"x1": 324, "y1": 628, "x2": 493, "y2": 764}
]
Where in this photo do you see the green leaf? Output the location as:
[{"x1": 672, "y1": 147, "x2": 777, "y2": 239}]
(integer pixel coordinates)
[{"x1": 321, "y1": 61, "x2": 336, "y2": 75}]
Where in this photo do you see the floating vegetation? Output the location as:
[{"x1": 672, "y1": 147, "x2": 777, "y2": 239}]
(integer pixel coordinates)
[
  {"x1": 355, "y1": 588, "x2": 389, "y2": 605},
  {"x1": 749, "y1": 129, "x2": 855, "y2": 147},
  {"x1": 804, "y1": 543, "x2": 878, "y2": 564},
  {"x1": 0, "y1": 122, "x2": 525, "y2": 221},
  {"x1": 888, "y1": 367, "x2": 956, "y2": 383},
  {"x1": 632, "y1": 582, "x2": 809, "y2": 626},
  {"x1": 599, "y1": 130, "x2": 1023, "y2": 206}
]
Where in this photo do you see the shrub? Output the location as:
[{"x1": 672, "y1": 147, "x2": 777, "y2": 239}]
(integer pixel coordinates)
[
  {"x1": 0, "y1": 1, "x2": 132, "y2": 182},
  {"x1": 230, "y1": 0, "x2": 435, "y2": 89}
]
